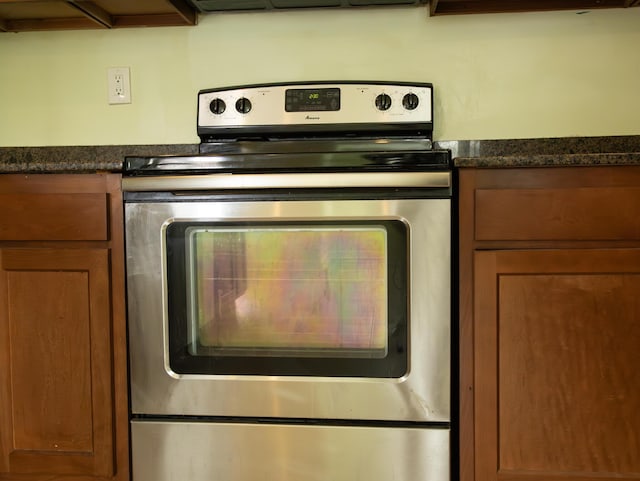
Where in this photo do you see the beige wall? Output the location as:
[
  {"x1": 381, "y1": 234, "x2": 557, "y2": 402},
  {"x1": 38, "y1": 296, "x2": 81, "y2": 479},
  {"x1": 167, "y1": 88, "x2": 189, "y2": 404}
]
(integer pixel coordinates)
[{"x1": 0, "y1": 7, "x2": 639, "y2": 147}]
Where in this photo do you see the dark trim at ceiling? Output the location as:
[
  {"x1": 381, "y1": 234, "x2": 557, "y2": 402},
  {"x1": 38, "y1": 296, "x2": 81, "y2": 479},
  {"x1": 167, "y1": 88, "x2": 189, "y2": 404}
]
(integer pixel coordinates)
[{"x1": 67, "y1": 1, "x2": 114, "y2": 28}]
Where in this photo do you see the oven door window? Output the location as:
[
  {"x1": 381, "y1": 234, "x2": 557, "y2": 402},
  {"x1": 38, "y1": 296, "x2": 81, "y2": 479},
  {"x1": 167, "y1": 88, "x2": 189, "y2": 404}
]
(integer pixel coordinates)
[{"x1": 166, "y1": 221, "x2": 407, "y2": 377}]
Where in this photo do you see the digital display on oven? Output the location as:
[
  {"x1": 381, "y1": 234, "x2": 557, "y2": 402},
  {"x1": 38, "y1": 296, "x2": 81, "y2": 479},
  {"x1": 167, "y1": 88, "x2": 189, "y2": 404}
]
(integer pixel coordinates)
[{"x1": 285, "y1": 88, "x2": 340, "y2": 112}]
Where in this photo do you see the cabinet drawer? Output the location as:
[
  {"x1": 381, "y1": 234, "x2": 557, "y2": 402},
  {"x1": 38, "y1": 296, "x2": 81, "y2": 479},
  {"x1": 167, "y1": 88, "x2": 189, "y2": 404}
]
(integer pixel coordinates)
[
  {"x1": 475, "y1": 187, "x2": 640, "y2": 241},
  {"x1": 0, "y1": 193, "x2": 108, "y2": 241}
]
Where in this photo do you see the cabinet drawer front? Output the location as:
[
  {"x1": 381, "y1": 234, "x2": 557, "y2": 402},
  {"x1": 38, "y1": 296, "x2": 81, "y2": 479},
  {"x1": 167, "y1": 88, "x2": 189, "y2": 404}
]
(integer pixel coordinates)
[
  {"x1": 0, "y1": 193, "x2": 108, "y2": 241},
  {"x1": 475, "y1": 187, "x2": 640, "y2": 241}
]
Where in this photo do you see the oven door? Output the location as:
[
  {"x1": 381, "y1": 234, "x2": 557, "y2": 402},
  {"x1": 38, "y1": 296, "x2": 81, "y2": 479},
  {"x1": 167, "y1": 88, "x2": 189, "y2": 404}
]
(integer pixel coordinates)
[{"x1": 125, "y1": 194, "x2": 450, "y2": 422}]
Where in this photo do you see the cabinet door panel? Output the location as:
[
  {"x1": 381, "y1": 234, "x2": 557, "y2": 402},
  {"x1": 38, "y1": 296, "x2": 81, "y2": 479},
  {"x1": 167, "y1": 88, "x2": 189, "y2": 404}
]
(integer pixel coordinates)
[
  {"x1": 9, "y1": 270, "x2": 93, "y2": 453},
  {"x1": 0, "y1": 248, "x2": 114, "y2": 477},
  {"x1": 475, "y1": 249, "x2": 640, "y2": 481}
]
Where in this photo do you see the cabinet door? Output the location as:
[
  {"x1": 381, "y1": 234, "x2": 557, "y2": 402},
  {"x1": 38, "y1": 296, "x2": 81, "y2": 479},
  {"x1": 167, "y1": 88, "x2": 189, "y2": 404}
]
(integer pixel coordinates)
[
  {"x1": 0, "y1": 248, "x2": 114, "y2": 477},
  {"x1": 475, "y1": 249, "x2": 640, "y2": 481}
]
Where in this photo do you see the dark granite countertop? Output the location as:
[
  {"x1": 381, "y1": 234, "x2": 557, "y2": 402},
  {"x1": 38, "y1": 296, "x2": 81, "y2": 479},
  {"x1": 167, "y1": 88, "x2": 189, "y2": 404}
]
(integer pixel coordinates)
[
  {"x1": 1, "y1": 136, "x2": 640, "y2": 173},
  {"x1": 436, "y1": 135, "x2": 640, "y2": 168},
  {"x1": 0, "y1": 144, "x2": 199, "y2": 173}
]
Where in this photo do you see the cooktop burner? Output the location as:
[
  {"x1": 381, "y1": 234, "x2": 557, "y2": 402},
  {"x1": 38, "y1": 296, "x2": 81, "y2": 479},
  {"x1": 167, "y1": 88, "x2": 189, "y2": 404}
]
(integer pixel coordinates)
[{"x1": 124, "y1": 81, "x2": 449, "y2": 177}]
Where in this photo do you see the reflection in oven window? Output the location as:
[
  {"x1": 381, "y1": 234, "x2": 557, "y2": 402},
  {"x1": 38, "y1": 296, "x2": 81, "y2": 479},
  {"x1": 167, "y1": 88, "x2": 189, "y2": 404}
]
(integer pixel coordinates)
[{"x1": 188, "y1": 226, "x2": 388, "y2": 358}]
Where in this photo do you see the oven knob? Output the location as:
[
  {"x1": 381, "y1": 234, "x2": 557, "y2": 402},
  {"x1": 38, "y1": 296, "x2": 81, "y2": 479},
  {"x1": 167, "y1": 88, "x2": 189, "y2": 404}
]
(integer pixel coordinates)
[
  {"x1": 402, "y1": 93, "x2": 419, "y2": 111},
  {"x1": 235, "y1": 97, "x2": 252, "y2": 114},
  {"x1": 209, "y1": 98, "x2": 226, "y2": 115},
  {"x1": 375, "y1": 93, "x2": 392, "y2": 111}
]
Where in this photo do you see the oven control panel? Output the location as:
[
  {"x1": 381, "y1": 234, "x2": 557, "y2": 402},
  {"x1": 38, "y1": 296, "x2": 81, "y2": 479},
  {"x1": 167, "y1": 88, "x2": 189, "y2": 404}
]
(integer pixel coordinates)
[{"x1": 197, "y1": 81, "x2": 433, "y2": 138}]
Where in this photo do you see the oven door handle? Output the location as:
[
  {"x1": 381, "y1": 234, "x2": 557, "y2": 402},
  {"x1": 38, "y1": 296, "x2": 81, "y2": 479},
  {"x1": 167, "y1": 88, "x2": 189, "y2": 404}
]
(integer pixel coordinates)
[{"x1": 122, "y1": 171, "x2": 451, "y2": 192}]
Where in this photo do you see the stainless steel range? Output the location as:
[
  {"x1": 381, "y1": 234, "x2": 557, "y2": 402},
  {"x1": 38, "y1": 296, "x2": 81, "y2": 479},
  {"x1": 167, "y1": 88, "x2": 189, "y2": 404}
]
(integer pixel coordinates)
[{"x1": 123, "y1": 81, "x2": 451, "y2": 481}]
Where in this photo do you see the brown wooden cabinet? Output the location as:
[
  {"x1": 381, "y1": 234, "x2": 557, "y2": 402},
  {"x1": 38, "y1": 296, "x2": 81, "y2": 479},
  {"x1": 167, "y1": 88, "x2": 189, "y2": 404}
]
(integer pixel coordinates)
[
  {"x1": 430, "y1": 0, "x2": 639, "y2": 15},
  {"x1": 2, "y1": 0, "x2": 637, "y2": 30},
  {"x1": 0, "y1": 174, "x2": 128, "y2": 481},
  {"x1": 0, "y1": 0, "x2": 196, "y2": 33},
  {"x1": 459, "y1": 166, "x2": 640, "y2": 481}
]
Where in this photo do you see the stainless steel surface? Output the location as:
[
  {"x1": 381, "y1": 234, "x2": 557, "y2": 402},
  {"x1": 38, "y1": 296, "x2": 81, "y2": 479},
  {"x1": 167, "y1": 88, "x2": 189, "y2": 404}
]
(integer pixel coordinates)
[
  {"x1": 122, "y1": 171, "x2": 451, "y2": 192},
  {"x1": 124, "y1": 140, "x2": 450, "y2": 175},
  {"x1": 131, "y1": 420, "x2": 449, "y2": 481},
  {"x1": 126, "y1": 198, "x2": 450, "y2": 421},
  {"x1": 127, "y1": 78, "x2": 450, "y2": 481},
  {"x1": 198, "y1": 82, "x2": 432, "y2": 129},
  {"x1": 198, "y1": 137, "x2": 435, "y2": 154}
]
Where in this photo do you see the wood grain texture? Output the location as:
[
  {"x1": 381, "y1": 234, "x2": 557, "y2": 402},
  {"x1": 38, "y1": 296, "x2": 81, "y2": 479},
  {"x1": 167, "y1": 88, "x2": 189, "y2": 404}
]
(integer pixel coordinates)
[
  {"x1": 0, "y1": 193, "x2": 108, "y2": 241},
  {"x1": 0, "y1": 0, "x2": 197, "y2": 32},
  {"x1": 475, "y1": 249, "x2": 640, "y2": 481},
  {"x1": 458, "y1": 169, "x2": 477, "y2": 481},
  {"x1": 0, "y1": 173, "x2": 128, "y2": 481},
  {"x1": 106, "y1": 173, "x2": 129, "y2": 481},
  {"x1": 1, "y1": 248, "x2": 113, "y2": 476},
  {"x1": 499, "y1": 272, "x2": 640, "y2": 474},
  {"x1": 475, "y1": 187, "x2": 640, "y2": 241},
  {"x1": 8, "y1": 269, "x2": 93, "y2": 453},
  {"x1": 461, "y1": 166, "x2": 640, "y2": 481}
]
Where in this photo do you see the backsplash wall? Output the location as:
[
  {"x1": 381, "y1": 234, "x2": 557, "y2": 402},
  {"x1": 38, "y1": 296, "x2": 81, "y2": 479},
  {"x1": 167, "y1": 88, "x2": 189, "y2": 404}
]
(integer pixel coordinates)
[{"x1": 0, "y1": 7, "x2": 638, "y2": 146}]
